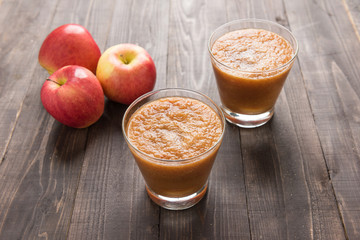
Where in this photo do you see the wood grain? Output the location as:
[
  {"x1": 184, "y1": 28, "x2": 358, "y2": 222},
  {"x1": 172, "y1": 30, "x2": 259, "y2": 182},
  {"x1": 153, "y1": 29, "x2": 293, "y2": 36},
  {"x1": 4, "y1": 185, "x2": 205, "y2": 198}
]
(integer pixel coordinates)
[
  {"x1": 0, "y1": 0, "x2": 359, "y2": 239},
  {"x1": 226, "y1": 0, "x2": 347, "y2": 239},
  {"x1": 67, "y1": 0, "x2": 169, "y2": 239},
  {"x1": 286, "y1": 0, "x2": 360, "y2": 239},
  {"x1": 0, "y1": 0, "x2": 92, "y2": 239},
  {"x1": 0, "y1": 0, "x2": 123, "y2": 238},
  {"x1": 163, "y1": 0, "x2": 250, "y2": 239},
  {"x1": 0, "y1": 0, "x2": 58, "y2": 164}
]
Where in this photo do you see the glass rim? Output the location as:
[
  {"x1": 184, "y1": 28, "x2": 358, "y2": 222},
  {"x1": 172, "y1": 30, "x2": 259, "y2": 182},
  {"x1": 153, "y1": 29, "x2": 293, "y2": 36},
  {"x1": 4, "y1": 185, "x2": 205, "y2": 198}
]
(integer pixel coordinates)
[
  {"x1": 208, "y1": 18, "x2": 299, "y2": 74},
  {"x1": 122, "y1": 88, "x2": 226, "y2": 163}
]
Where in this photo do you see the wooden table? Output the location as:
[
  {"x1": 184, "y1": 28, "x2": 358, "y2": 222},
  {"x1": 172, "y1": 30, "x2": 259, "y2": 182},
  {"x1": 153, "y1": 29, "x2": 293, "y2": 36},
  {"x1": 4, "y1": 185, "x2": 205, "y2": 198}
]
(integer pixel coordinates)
[{"x1": 1, "y1": 0, "x2": 359, "y2": 239}]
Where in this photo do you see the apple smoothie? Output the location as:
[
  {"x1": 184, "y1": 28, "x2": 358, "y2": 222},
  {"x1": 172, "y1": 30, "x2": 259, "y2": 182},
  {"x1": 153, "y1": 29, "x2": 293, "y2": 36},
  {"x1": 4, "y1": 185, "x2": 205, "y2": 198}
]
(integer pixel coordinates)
[
  {"x1": 126, "y1": 96, "x2": 223, "y2": 196},
  {"x1": 209, "y1": 19, "x2": 298, "y2": 128},
  {"x1": 123, "y1": 89, "x2": 225, "y2": 210},
  {"x1": 211, "y1": 28, "x2": 294, "y2": 114}
]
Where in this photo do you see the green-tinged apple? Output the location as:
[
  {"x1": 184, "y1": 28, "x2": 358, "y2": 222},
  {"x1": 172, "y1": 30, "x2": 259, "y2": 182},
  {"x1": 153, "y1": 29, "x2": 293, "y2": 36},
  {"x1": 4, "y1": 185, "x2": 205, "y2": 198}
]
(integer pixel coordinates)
[
  {"x1": 41, "y1": 65, "x2": 104, "y2": 128},
  {"x1": 39, "y1": 24, "x2": 101, "y2": 74},
  {"x1": 96, "y1": 43, "x2": 156, "y2": 105}
]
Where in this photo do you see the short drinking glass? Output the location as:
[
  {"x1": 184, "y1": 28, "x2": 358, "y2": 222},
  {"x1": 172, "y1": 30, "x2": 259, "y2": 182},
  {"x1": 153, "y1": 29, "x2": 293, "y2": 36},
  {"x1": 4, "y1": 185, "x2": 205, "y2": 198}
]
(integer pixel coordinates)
[
  {"x1": 122, "y1": 88, "x2": 225, "y2": 210},
  {"x1": 208, "y1": 19, "x2": 298, "y2": 128}
]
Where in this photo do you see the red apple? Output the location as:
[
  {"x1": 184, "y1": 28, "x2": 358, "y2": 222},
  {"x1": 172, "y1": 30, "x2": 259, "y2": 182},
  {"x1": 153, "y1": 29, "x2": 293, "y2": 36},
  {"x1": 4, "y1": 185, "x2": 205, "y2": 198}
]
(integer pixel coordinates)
[
  {"x1": 38, "y1": 24, "x2": 101, "y2": 74},
  {"x1": 96, "y1": 43, "x2": 156, "y2": 105},
  {"x1": 41, "y1": 65, "x2": 104, "y2": 128}
]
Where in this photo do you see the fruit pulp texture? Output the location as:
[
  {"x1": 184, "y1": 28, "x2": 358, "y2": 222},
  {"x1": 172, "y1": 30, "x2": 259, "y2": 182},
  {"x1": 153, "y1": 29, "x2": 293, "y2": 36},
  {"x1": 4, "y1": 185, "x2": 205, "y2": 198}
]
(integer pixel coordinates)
[
  {"x1": 211, "y1": 28, "x2": 294, "y2": 114},
  {"x1": 126, "y1": 97, "x2": 223, "y2": 197}
]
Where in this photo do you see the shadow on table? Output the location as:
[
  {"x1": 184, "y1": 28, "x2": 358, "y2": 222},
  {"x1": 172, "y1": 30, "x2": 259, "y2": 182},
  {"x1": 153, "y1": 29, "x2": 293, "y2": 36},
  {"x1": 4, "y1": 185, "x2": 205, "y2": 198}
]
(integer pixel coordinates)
[
  {"x1": 155, "y1": 191, "x2": 211, "y2": 238},
  {"x1": 50, "y1": 99, "x2": 129, "y2": 163}
]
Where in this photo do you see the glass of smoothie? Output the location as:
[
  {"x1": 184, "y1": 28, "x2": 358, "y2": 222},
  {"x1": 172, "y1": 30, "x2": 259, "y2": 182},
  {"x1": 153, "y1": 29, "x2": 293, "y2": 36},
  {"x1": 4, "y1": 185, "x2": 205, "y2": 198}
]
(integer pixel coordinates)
[
  {"x1": 122, "y1": 88, "x2": 225, "y2": 210},
  {"x1": 208, "y1": 19, "x2": 298, "y2": 128}
]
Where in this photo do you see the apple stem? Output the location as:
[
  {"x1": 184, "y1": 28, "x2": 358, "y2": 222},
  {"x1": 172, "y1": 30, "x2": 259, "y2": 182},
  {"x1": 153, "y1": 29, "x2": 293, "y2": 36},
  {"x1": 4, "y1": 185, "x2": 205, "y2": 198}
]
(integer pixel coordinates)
[
  {"x1": 119, "y1": 54, "x2": 128, "y2": 64},
  {"x1": 46, "y1": 78, "x2": 61, "y2": 86}
]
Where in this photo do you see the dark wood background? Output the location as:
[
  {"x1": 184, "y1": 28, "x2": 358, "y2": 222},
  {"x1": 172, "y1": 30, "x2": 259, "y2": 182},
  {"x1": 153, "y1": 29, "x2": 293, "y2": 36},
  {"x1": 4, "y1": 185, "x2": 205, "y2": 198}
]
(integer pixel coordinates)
[{"x1": 0, "y1": 0, "x2": 359, "y2": 239}]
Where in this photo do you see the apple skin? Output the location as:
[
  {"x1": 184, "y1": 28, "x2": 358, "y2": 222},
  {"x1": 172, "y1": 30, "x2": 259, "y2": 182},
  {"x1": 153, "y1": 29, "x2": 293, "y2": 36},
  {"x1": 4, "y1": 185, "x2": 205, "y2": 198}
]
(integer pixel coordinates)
[
  {"x1": 39, "y1": 24, "x2": 101, "y2": 75},
  {"x1": 96, "y1": 44, "x2": 156, "y2": 105},
  {"x1": 41, "y1": 65, "x2": 105, "y2": 128}
]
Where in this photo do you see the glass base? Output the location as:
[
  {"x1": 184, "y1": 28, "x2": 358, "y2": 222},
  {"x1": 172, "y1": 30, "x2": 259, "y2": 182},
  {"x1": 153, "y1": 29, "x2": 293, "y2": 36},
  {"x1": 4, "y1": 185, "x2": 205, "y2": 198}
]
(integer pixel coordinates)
[
  {"x1": 146, "y1": 183, "x2": 208, "y2": 210},
  {"x1": 222, "y1": 106, "x2": 274, "y2": 128}
]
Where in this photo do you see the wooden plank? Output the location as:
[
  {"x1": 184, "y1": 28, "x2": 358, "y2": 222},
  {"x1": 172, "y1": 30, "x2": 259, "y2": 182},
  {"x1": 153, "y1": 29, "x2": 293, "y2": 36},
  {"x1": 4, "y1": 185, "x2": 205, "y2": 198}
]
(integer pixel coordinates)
[
  {"x1": 282, "y1": 62, "x2": 347, "y2": 239},
  {"x1": 0, "y1": 0, "x2": 113, "y2": 239},
  {"x1": 223, "y1": 0, "x2": 347, "y2": 239},
  {"x1": 226, "y1": 0, "x2": 314, "y2": 239},
  {"x1": 161, "y1": 0, "x2": 250, "y2": 239},
  {"x1": 67, "y1": 0, "x2": 169, "y2": 239},
  {"x1": 159, "y1": 125, "x2": 250, "y2": 239},
  {"x1": 0, "y1": 0, "x2": 58, "y2": 163},
  {"x1": 285, "y1": 0, "x2": 360, "y2": 239},
  {"x1": 345, "y1": 0, "x2": 360, "y2": 43},
  {"x1": 0, "y1": 0, "x2": 357, "y2": 239}
]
